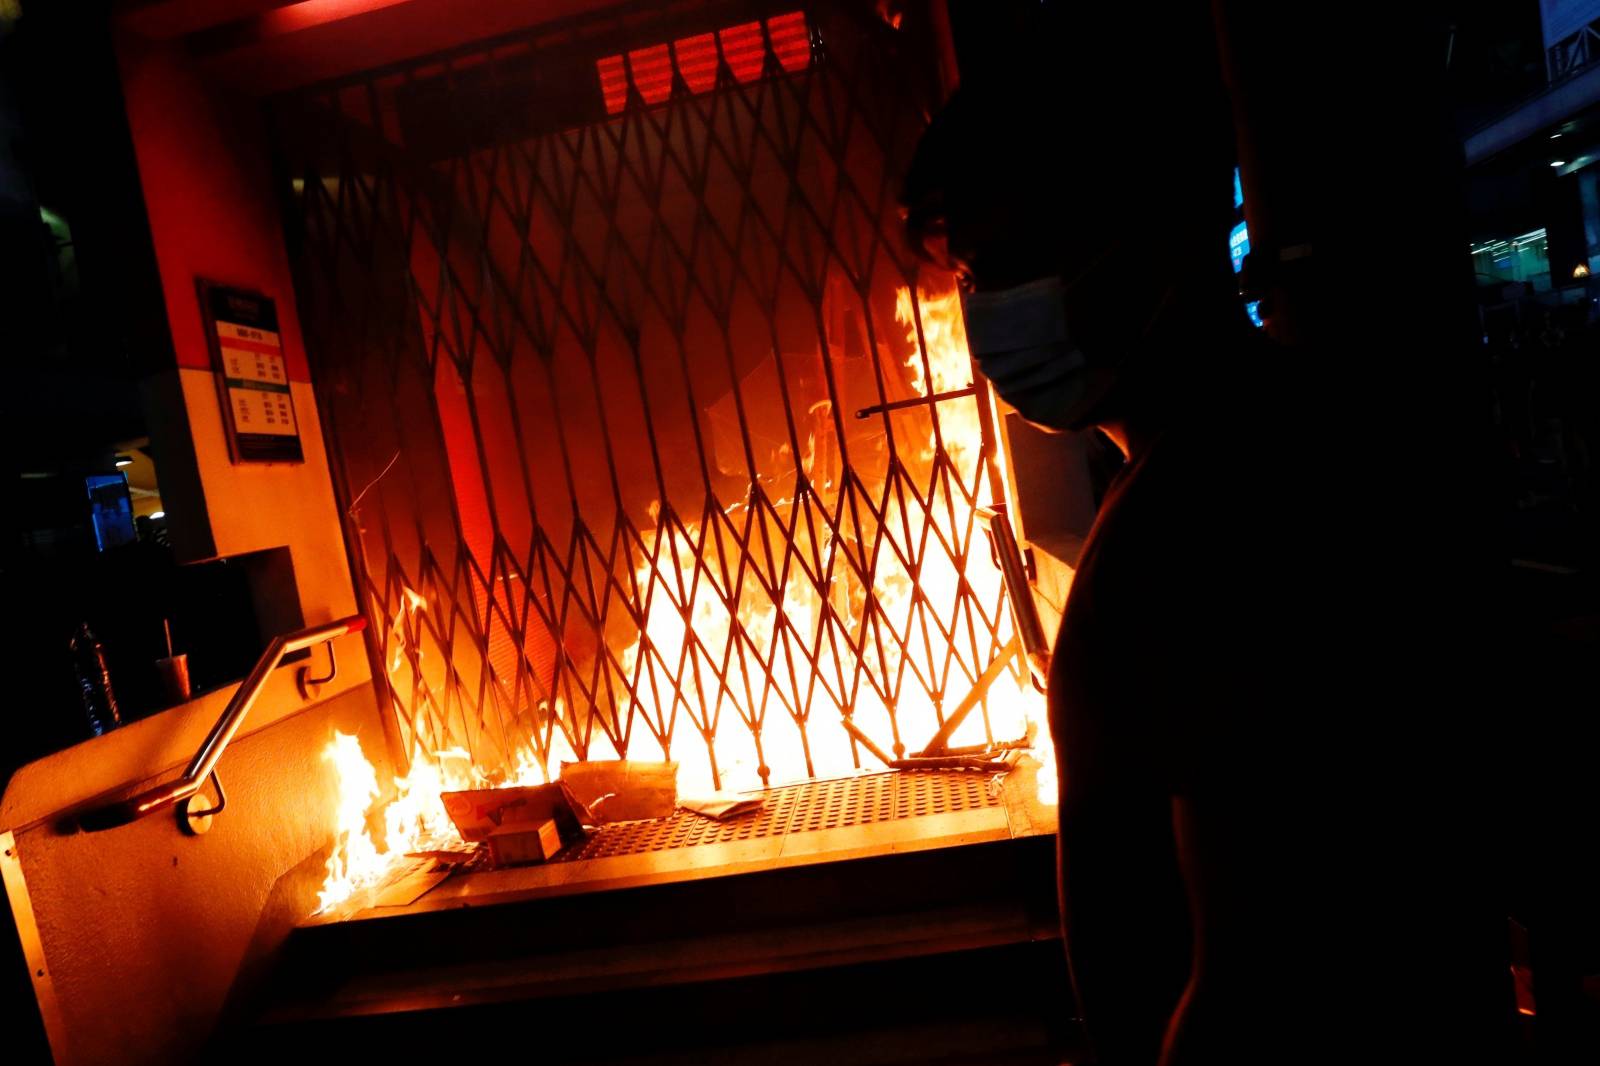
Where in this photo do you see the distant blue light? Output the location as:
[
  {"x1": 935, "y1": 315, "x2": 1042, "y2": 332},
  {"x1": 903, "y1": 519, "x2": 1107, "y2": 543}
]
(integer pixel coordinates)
[
  {"x1": 1229, "y1": 221, "x2": 1250, "y2": 273},
  {"x1": 85, "y1": 473, "x2": 136, "y2": 551},
  {"x1": 1231, "y1": 169, "x2": 1257, "y2": 327}
]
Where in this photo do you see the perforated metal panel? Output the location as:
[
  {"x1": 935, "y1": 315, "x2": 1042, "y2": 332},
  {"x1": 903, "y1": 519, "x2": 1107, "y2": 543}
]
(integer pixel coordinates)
[{"x1": 559, "y1": 770, "x2": 999, "y2": 859}]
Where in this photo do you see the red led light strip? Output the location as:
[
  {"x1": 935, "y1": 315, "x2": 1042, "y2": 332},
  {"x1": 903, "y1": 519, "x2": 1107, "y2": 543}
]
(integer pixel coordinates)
[
  {"x1": 767, "y1": 11, "x2": 809, "y2": 74},
  {"x1": 597, "y1": 11, "x2": 810, "y2": 115}
]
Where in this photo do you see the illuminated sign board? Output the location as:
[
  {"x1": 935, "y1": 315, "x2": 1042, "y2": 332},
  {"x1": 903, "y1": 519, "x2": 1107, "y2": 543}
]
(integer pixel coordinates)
[
  {"x1": 197, "y1": 282, "x2": 304, "y2": 464},
  {"x1": 1229, "y1": 221, "x2": 1250, "y2": 273}
]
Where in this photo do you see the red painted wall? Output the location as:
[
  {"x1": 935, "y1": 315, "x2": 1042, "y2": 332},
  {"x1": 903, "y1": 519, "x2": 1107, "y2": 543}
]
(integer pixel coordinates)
[{"x1": 116, "y1": 31, "x2": 311, "y2": 382}]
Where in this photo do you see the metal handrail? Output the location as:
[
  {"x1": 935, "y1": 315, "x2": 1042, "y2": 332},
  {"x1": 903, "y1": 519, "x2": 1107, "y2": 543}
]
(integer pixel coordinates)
[{"x1": 77, "y1": 615, "x2": 367, "y2": 832}]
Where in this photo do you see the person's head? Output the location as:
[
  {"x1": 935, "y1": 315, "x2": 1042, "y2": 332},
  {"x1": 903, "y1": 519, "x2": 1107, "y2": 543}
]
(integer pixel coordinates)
[{"x1": 901, "y1": 5, "x2": 1246, "y2": 433}]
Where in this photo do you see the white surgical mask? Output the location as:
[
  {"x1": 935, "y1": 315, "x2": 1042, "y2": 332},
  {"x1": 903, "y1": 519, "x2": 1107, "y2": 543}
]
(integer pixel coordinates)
[{"x1": 961, "y1": 275, "x2": 1096, "y2": 432}]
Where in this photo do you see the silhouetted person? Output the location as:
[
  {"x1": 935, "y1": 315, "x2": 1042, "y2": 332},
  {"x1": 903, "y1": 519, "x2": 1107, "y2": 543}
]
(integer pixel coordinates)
[{"x1": 903, "y1": 7, "x2": 1501, "y2": 1064}]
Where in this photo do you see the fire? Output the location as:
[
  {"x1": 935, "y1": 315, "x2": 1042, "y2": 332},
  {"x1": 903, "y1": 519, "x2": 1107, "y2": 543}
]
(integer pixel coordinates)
[
  {"x1": 315, "y1": 283, "x2": 1056, "y2": 914},
  {"x1": 600, "y1": 284, "x2": 1050, "y2": 794},
  {"x1": 897, "y1": 286, "x2": 1055, "y2": 803},
  {"x1": 317, "y1": 732, "x2": 381, "y2": 911},
  {"x1": 315, "y1": 733, "x2": 480, "y2": 912},
  {"x1": 317, "y1": 687, "x2": 579, "y2": 912}
]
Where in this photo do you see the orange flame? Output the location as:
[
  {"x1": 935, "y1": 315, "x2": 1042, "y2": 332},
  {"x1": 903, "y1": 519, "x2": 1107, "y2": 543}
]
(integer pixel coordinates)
[
  {"x1": 599, "y1": 285, "x2": 1050, "y2": 794},
  {"x1": 316, "y1": 732, "x2": 482, "y2": 913},
  {"x1": 316, "y1": 284, "x2": 1056, "y2": 913}
]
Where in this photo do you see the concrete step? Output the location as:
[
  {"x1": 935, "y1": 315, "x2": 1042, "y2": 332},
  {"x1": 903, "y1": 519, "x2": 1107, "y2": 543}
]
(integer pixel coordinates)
[{"x1": 234, "y1": 772, "x2": 1077, "y2": 1061}]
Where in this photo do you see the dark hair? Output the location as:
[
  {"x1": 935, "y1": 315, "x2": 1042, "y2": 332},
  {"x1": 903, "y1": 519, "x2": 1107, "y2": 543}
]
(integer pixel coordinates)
[{"x1": 901, "y1": 5, "x2": 1238, "y2": 286}]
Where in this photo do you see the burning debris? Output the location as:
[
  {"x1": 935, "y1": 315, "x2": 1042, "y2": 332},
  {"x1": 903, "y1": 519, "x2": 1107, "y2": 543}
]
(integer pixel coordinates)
[
  {"x1": 488, "y1": 820, "x2": 564, "y2": 867},
  {"x1": 440, "y1": 783, "x2": 592, "y2": 842},
  {"x1": 678, "y1": 791, "x2": 767, "y2": 821},
  {"x1": 558, "y1": 760, "x2": 679, "y2": 823},
  {"x1": 314, "y1": 282, "x2": 1057, "y2": 915}
]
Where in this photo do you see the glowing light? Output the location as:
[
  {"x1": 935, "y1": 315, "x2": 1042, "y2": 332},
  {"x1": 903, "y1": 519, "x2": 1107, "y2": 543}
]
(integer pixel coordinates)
[
  {"x1": 597, "y1": 13, "x2": 808, "y2": 114},
  {"x1": 261, "y1": 0, "x2": 411, "y2": 35},
  {"x1": 627, "y1": 44, "x2": 673, "y2": 106},
  {"x1": 719, "y1": 21, "x2": 766, "y2": 83},
  {"x1": 1229, "y1": 221, "x2": 1250, "y2": 273},
  {"x1": 674, "y1": 33, "x2": 719, "y2": 93},
  {"x1": 150, "y1": 511, "x2": 166, "y2": 519},
  {"x1": 768, "y1": 11, "x2": 810, "y2": 73},
  {"x1": 597, "y1": 54, "x2": 628, "y2": 115}
]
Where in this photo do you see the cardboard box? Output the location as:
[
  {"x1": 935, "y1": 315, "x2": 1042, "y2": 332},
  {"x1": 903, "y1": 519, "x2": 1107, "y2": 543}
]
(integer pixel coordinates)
[
  {"x1": 558, "y1": 760, "x2": 678, "y2": 822},
  {"x1": 440, "y1": 782, "x2": 591, "y2": 843},
  {"x1": 487, "y1": 818, "x2": 564, "y2": 867}
]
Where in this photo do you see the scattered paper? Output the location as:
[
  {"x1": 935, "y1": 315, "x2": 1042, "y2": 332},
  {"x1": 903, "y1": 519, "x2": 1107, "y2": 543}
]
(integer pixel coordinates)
[
  {"x1": 403, "y1": 846, "x2": 480, "y2": 867},
  {"x1": 679, "y1": 791, "x2": 766, "y2": 821},
  {"x1": 371, "y1": 858, "x2": 452, "y2": 907}
]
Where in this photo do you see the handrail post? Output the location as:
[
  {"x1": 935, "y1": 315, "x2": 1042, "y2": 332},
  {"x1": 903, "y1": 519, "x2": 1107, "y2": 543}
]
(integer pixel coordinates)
[{"x1": 76, "y1": 615, "x2": 367, "y2": 832}]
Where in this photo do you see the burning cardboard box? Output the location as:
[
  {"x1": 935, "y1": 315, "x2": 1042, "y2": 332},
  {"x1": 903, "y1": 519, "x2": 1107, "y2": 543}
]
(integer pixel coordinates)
[
  {"x1": 559, "y1": 760, "x2": 678, "y2": 822},
  {"x1": 441, "y1": 782, "x2": 592, "y2": 845}
]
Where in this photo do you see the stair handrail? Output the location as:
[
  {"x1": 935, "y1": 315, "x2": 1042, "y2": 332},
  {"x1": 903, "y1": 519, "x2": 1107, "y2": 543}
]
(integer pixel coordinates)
[{"x1": 77, "y1": 615, "x2": 367, "y2": 832}]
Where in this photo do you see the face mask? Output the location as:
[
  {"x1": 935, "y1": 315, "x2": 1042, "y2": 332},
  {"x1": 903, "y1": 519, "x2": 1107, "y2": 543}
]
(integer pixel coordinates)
[{"x1": 961, "y1": 275, "x2": 1104, "y2": 433}]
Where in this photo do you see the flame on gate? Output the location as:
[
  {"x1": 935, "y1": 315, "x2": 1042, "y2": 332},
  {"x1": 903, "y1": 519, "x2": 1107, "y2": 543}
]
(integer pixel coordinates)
[{"x1": 316, "y1": 286, "x2": 1056, "y2": 914}]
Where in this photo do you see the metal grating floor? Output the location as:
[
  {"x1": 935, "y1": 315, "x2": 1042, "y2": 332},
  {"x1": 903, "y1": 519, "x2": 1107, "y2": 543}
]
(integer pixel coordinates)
[{"x1": 555, "y1": 771, "x2": 1002, "y2": 862}]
